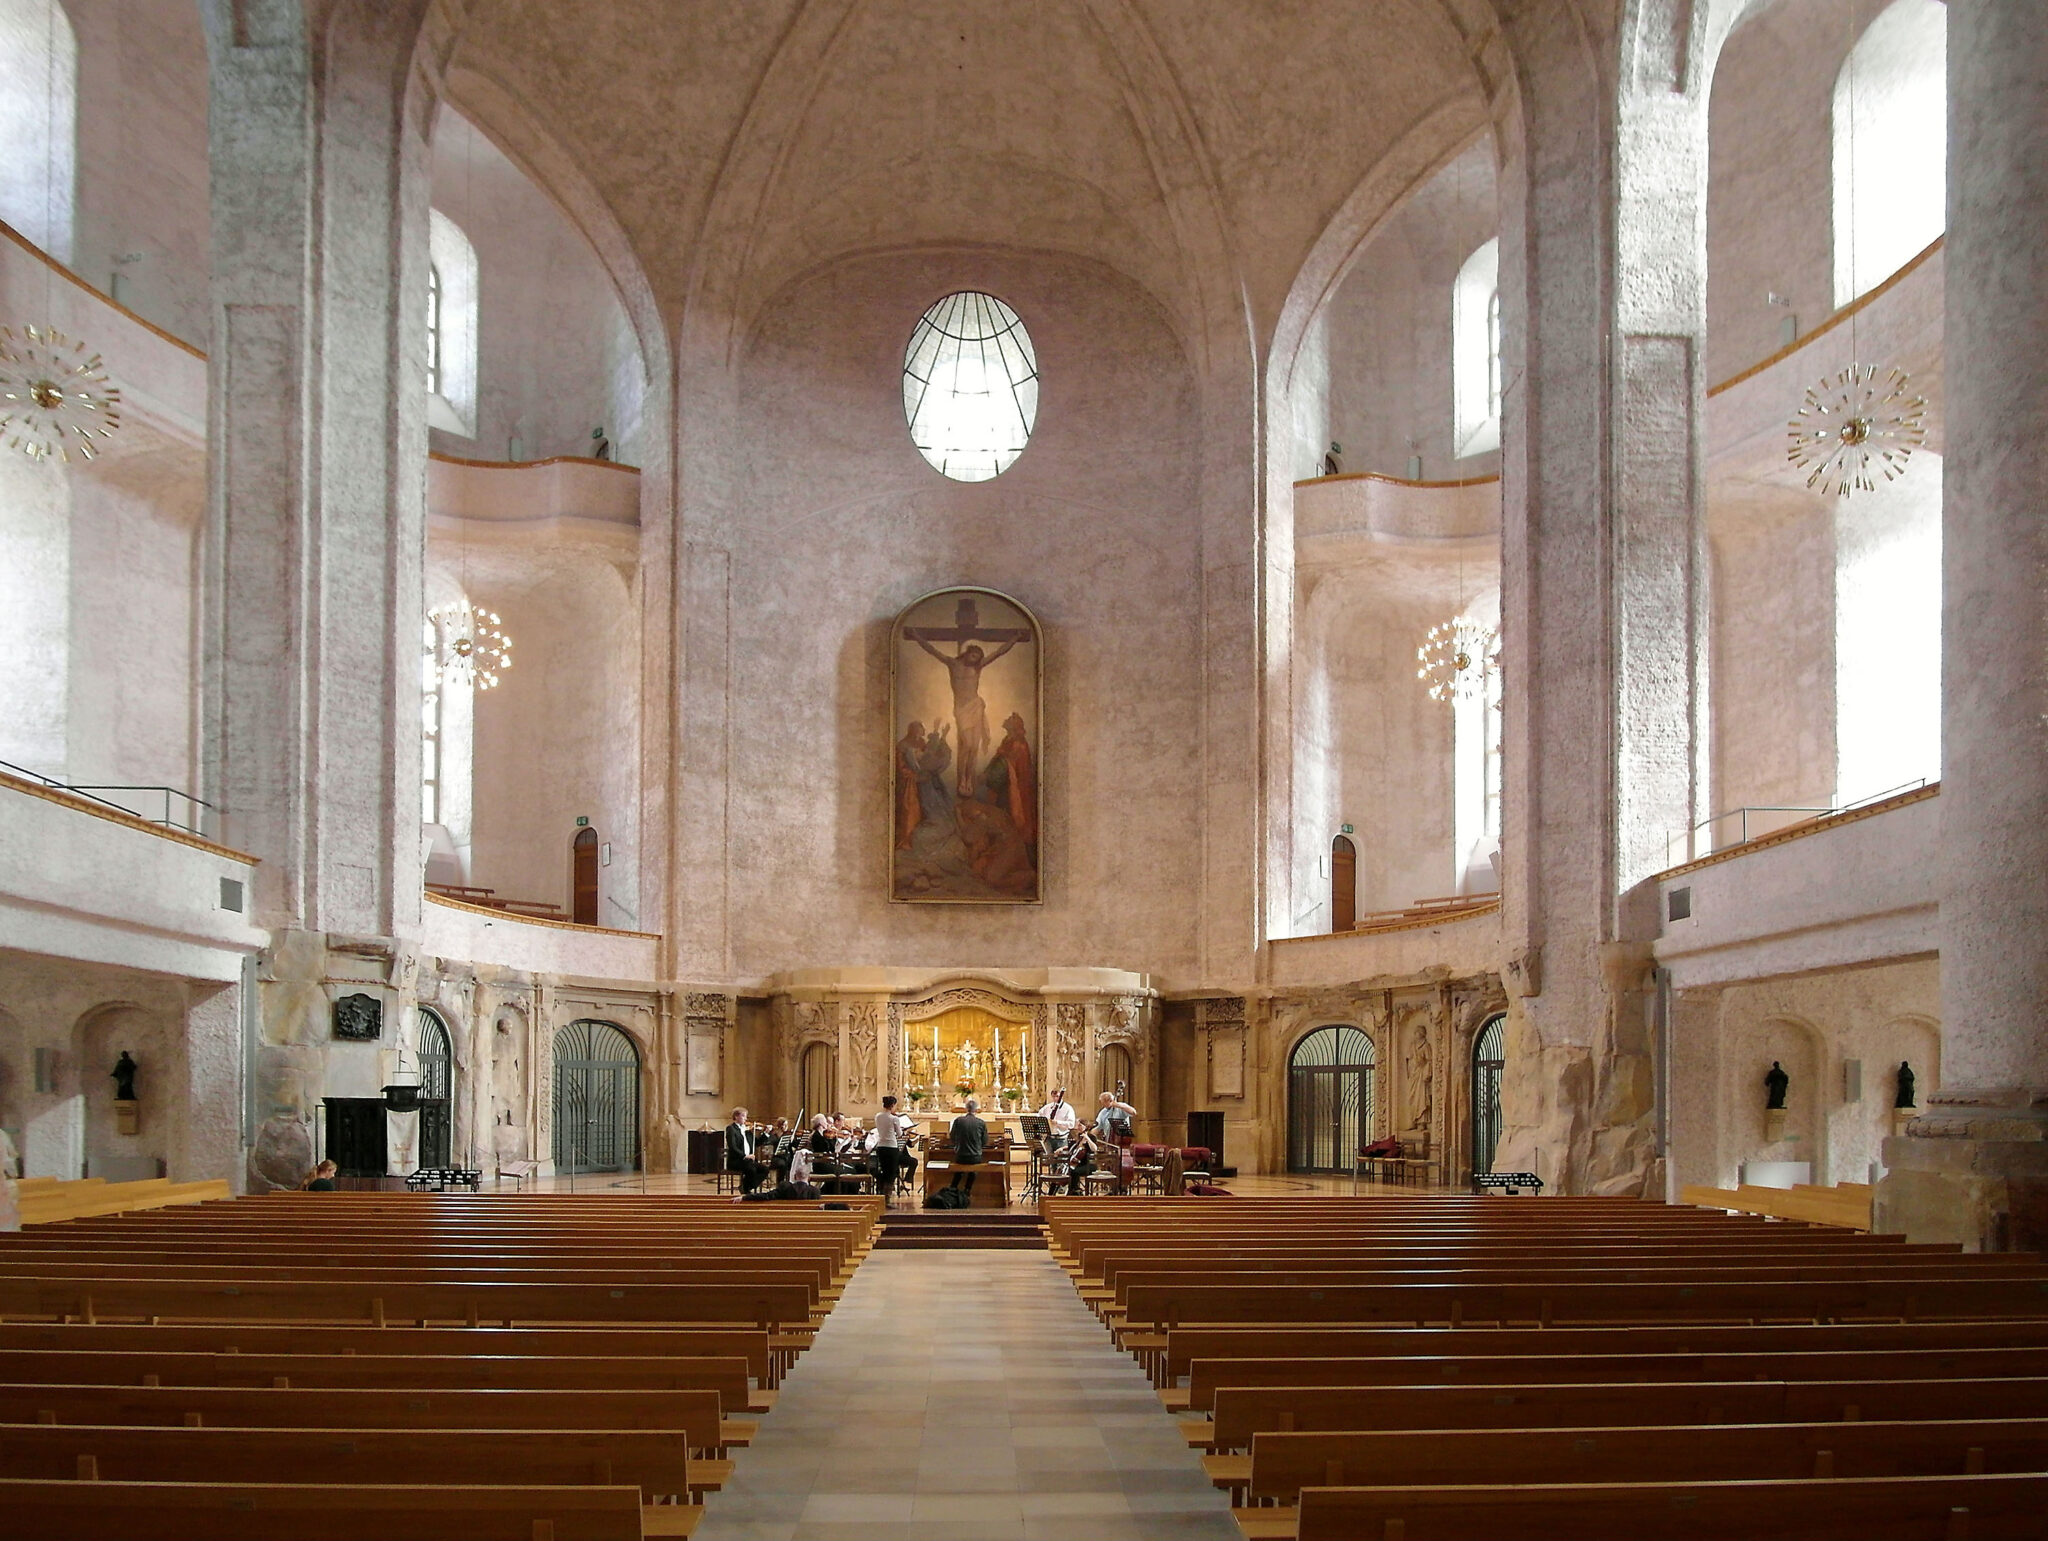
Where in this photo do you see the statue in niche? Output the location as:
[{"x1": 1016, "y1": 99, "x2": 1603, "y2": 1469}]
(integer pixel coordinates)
[
  {"x1": 110, "y1": 1051, "x2": 138, "y2": 1102},
  {"x1": 1764, "y1": 1061, "x2": 1790, "y2": 1110},
  {"x1": 1895, "y1": 1061, "x2": 1917, "y2": 1109},
  {"x1": 1404, "y1": 1023, "x2": 1432, "y2": 1130}
]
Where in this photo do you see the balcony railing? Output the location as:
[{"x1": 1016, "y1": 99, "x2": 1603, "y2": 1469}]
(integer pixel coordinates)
[
  {"x1": 1665, "y1": 779, "x2": 1931, "y2": 868},
  {"x1": 0, "y1": 758, "x2": 218, "y2": 839}
]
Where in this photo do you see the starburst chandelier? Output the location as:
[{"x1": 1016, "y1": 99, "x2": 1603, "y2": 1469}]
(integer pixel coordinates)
[
  {"x1": 0, "y1": 325, "x2": 122, "y2": 462},
  {"x1": 1786, "y1": 363, "x2": 1928, "y2": 498},
  {"x1": 426, "y1": 600, "x2": 512, "y2": 690},
  {"x1": 1416, "y1": 615, "x2": 1498, "y2": 703}
]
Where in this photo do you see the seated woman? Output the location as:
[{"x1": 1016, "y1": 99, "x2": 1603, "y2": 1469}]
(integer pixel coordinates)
[{"x1": 301, "y1": 1159, "x2": 339, "y2": 1191}]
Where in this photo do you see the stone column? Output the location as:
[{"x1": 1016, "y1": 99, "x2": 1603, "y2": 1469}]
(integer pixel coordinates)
[
  {"x1": 200, "y1": 1, "x2": 430, "y2": 939},
  {"x1": 1489, "y1": 3, "x2": 1742, "y2": 1194},
  {"x1": 1876, "y1": 2, "x2": 2048, "y2": 1250}
]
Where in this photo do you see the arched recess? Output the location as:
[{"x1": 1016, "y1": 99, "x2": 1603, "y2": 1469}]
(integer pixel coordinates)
[
  {"x1": 551, "y1": 1018, "x2": 639, "y2": 1173},
  {"x1": 1833, "y1": 0, "x2": 1947, "y2": 306},
  {"x1": 1287, "y1": 1024, "x2": 1377, "y2": 1174},
  {"x1": 798, "y1": 1040, "x2": 838, "y2": 1122},
  {"x1": 1099, "y1": 1042, "x2": 1133, "y2": 1103},
  {"x1": 74, "y1": 1001, "x2": 179, "y2": 1181},
  {"x1": 417, "y1": 1008, "x2": 454, "y2": 1167}
]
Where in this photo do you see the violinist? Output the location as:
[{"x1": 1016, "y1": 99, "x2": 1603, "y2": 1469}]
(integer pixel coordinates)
[{"x1": 724, "y1": 1107, "x2": 769, "y2": 1195}]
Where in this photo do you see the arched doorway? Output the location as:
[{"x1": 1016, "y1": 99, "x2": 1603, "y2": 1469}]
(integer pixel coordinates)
[
  {"x1": 1099, "y1": 1043, "x2": 1133, "y2": 1103},
  {"x1": 571, "y1": 826, "x2": 599, "y2": 925},
  {"x1": 552, "y1": 1019, "x2": 639, "y2": 1173},
  {"x1": 799, "y1": 1040, "x2": 837, "y2": 1120},
  {"x1": 1287, "y1": 1025, "x2": 1375, "y2": 1174},
  {"x1": 418, "y1": 1009, "x2": 453, "y2": 1168},
  {"x1": 1331, "y1": 834, "x2": 1357, "y2": 932},
  {"x1": 1471, "y1": 1013, "x2": 1505, "y2": 1177}
]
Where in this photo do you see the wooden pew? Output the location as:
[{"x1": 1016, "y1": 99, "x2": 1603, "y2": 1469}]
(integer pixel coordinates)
[
  {"x1": 1213, "y1": 1416, "x2": 2048, "y2": 1514},
  {"x1": 1291, "y1": 1471, "x2": 2048, "y2": 1541},
  {"x1": 1683, "y1": 1182, "x2": 1874, "y2": 1231},
  {"x1": 18, "y1": 1180, "x2": 232, "y2": 1226},
  {"x1": 0, "y1": 1382, "x2": 741, "y2": 1454},
  {"x1": 1118, "y1": 1275, "x2": 2048, "y2": 1332},
  {"x1": 1202, "y1": 1377, "x2": 2048, "y2": 1453},
  {"x1": 0, "y1": 1275, "x2": 819, "y2": 1331},
  {"x1": 0, "y1": 1420, "x2": 707, "y2": 1502},
  {"x1": 1176, "y1": 1344, "x2": 2048, "y2": 1413},
  {"x1": 0, "y1": 1321, "x2": 781, "y2": 1392},
  {"x1": 0, "y1": 1347, "x2": 761, "y2": 1410},
  {"x1": 0, "y1": 1475, "x2": 648, "y2": 1540},
  {"x1": 1153, "y1": 1319, "x2": 2048, "y2": 1391}
]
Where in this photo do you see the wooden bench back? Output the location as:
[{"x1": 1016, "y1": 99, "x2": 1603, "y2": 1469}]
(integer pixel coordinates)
[
  {"x1": 1246, "y1": 1417, "x2": 2048, "y2": 1504},
  {"x1": 0, "y1": 1475, "x2": 643, "y2": 1540},
  {"x1": 1294, "y1": 1471, "x2": 2048, "y2": 1541}
]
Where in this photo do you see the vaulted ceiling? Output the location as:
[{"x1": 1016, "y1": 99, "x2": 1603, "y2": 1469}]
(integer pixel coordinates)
[{"x1": 440, "y1": 0, "x2": 1488, "y2": 355}]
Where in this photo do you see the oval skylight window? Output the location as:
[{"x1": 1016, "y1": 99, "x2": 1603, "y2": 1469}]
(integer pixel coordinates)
[{"x1": 902, "y1": 291, "x2": 1039, "y2": 482}]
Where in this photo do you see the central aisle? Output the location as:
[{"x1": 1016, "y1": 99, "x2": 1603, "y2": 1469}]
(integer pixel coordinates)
[{"x1": 699, "y1": 1248, "x2": 1239, "y2": 1541}]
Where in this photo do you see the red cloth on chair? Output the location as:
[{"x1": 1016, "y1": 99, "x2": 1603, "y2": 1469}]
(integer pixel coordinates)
[{"x1": 1359, "y1": 1136, "x2": 1404, "y2": 1159}]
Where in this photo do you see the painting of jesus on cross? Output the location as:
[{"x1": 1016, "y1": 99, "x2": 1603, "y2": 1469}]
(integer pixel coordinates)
[{"x1": 891, "y1": 586, "x2": 1041, "y2": 903}]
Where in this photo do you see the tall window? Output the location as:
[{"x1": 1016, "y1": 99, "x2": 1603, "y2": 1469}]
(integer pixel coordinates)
[
  {"x1": 419, "y1": 616, "x2": 441, "y2": 825},
  {"x1": 1452, "y1": 238, "x2": 1501, "y2": 458},
  {"x1": 1832, "y1": 0, "x2": 1946, "y2": 306},
  {"x1": 902, "y1": 291, "x2": 1039, "y2": 482},
  {"x1": 425, "y1": 264, "x2": 444, "y2": 398},
  {"x1": 0, "y1": 0, "x2": 76, "y2": 262},
  {"x1": 426, "y1": 210, "x2": 478, "y2": 437}
]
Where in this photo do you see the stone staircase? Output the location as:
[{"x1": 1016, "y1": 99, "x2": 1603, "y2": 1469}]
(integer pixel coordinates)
[{"x1": 874, "y1": 1211, "x2": 1048, "y2": 1249}]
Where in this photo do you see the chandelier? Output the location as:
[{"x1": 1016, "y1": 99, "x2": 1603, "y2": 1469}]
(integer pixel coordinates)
[
  {"x1": 0, "y1": 324, "x2": 122, "y2": 462},
  {"x1": 1416, "y1": 615, "x2": 1498, "y2": 703},
  {"x1": 1786, "y1": 363, "x2": 1928, "y2": 499},
  {"x1": 426, "y1": 600, "x2": 512, "y2": 690}
]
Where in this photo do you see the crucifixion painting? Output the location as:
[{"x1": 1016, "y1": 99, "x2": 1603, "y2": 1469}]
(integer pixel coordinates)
[{"x1": 893, "y1": 587, "x2": 1040, "y2": 903}]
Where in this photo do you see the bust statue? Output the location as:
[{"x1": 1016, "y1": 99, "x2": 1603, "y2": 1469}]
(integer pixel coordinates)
[
  {"x1": 1895, "y1": 1060, "x2": 1917, "y2": 1110},
  {"x1": 1763, "y1": 1060, "x2": 1789, "y2": 1111},
  {"x1": 110, "y1": 1050, "x2": 138, "y2": 1102}
]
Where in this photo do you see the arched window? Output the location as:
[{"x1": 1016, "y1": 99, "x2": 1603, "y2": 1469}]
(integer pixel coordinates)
[
  {"x1": 1287, "y1": 1025, "x2": 1376, "y2": 1174},
  {"x1": 0, "y1": 0, "x2": 76, "y2": 261},
  {"x1": 426, "y1": 209, "x2": 478, "y2": 437},
  {"x1": 1471, "y1": 1013, "x2": 1505, "y2": 1177},
  {"x1": 552, "y1": 1019, "x2": 639, "y2": 1173},
  {"x1": 1833, "y1": 0, "x2": 1946, "y2": 306},
  {"x1": 419, "y1": 614, "x2": 442, "y2": 825},
  {"x1": 1452, "y1": 238, "x2": 1500, "y2": 458},
  {"x1": 418, "y1": 1009, "x2": 453, "y2": 1168}
]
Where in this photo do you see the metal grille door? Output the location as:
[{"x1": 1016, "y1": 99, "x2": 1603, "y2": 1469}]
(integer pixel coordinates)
[
  {"x1": 1287, "y1": 1025, "x2": 1375, "y2": 1174},
  {"x1": 418, "y1": 1011, "x2": 453, "y2": 1168},
  {"x1": 553, "y1": 1019, "x2": 641, "y2": 1173},
  {"x1": 1471, "y1": 1013, "x2": 1505, "y2": 1177}
]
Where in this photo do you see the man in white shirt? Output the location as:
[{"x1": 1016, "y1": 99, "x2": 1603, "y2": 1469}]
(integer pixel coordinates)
[
  {"x1": 1038, "y1": 1087, "x2": 1078, "y2": 1138},
  {"x1": 870, "y1": 1095, "x2": 909, "y2": 1205}
]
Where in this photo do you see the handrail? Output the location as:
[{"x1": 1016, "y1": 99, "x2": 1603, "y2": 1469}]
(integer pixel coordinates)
[
  {"x1": 429, "y1": 450, "x2": 641, "y2": 475},
  {"x1": 0, "y1": 768, "x2": 255, "y2": 864},
  {"x1": 0, "y1": 757, "x2": 215, "y2": 837},
  {"x1": 1665, "y1": 779, "x2": 1931, "y2": 868},
  {"x1": 1656, "y1": 781, "x2": 1939, "y2": 883}
]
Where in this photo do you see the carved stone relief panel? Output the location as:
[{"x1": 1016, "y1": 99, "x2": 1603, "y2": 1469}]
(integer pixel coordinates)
[
  {"x1": 1054, "y1": 1002, "x2": 1087, "y2": 1092},
  {"x1": 847, "y1": 1002, "x2": 881, "y2": 1103},
  {"x1": 684, "y1": 991, "x2": 732, "y2": 1099}
]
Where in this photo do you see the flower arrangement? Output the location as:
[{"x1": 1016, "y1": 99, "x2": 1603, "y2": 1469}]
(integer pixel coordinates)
[
  {"x1": 954, "y1": 1079, "x2": 976, "y2": 1100},
  {"x1": 908, "y1": 1086, "x2": 929, "y2": 1108},
  {"x1": 1000, "y1": 1086, "x2": 1023, "y2": 1108}
]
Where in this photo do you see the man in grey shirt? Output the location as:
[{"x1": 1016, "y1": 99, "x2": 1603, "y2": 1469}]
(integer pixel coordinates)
[{"x1": 947, "y1": 1098, "x2": 988, "y2": 1197}]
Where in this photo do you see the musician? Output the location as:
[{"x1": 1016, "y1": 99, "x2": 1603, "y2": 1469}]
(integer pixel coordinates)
[
  {"x1": 1094, "y1": 1090, "x2": 1137, "y2": 1145},
  {"x1": 724, "y1": 1107, "x2": 769, "y2": 1194},
  {"x1": 1037, "y1": 1087, "x2": 1078, "y2": 1138},
  {"x1": 870, "y1": 1095, "x2": 910, "y2": 1206},
  {"x1": 1052, "y1": 1120, "x2": 1098, "y2": 1195},
  {"x1": 947, "y1": 1097, "x2": 989, "y2": 1196},
  {"x1": 766, "y1": 1118, "x2": 795, "y2": 1178}
]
